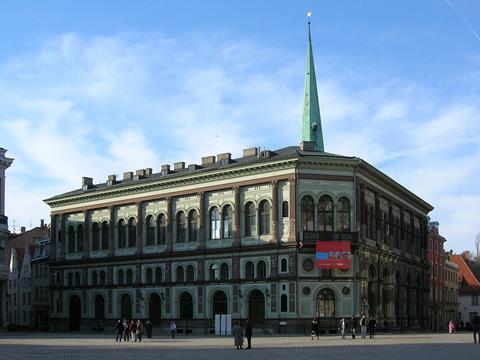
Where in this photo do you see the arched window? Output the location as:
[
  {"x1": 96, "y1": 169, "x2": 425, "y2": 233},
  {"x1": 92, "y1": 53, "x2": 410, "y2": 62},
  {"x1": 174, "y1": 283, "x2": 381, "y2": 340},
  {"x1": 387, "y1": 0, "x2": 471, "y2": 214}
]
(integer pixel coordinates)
[
  {"x1": 210, "y1": 207, "x2": 220, "y2": 239},
  {"x1": 68, "y1": 273, "x2": 73, "y2": 286},
  {"x1": 316, "y1": 288, "x2": 335, "y2": 318},
  {"x1": 92, "y1": 271, "x2": 98, "y2": 286},
  {"x1": 176, "y1": 212, "x2": 187, "y2": 243},
  {"x1": 128, "y1": 218, "x2": 137, "y2": 247},
  {"x1": 126, "y1": 269, "x2": 133, "y2": 285},
  {"x1": 186, "y1": 265, "x2": 195, "y2": 282},
  {"x1": 245, "y1": 261, "x2": 254, "y2": 279},
  {"x1": 176, "y1": 265, "x2": 185, "y2": 282},
  {"x1": 210, "y1": 264, "x2": 219, "y2": 280},
  {"x1": 245, "y1": 202, "x2": 256, "y2": 236},
  {"x1": 259, "y1": 200, "x2": 271, "y2": 235},
  {"x1": 101, "y1": 221, "x2": 109, "y2": 250},
  {"x1": 77, "y1": 224, "x2": 84, "y2": 252},
  {"x1": 282, "y1": 201, "x2": 289, "y2": 218},
  {"x1": 146, "y1": 268, "x2": 153, "y2": 284},
  {"x1": 118, "y1": 219, "x2": 126, "y2": 248},
  {"x1": 318, "y1": 195, "x2": 333, "y2": 231},
  {"x1": 155, "y1": 267, "x2": 162, "y2": 284},
  {"x1": 222, "y1": 205, "x2": 233, "y2": 239},
  {"x1": 118, "y1": 270, "x2": 124, "y2": 285},
  {"x1": 74, "y1": 272, "x2": 81, "y2": 286},
  {"x1": 257, "y1": 260, "x2": 267, "y2": 279},
  {"x1": 281, "y1": 294, "x2": 288, "y2": 312},
  {"x1": 92, "y1": 222, "x2": 100, "y2": 251},
  {"x1": 336, "y1": 197, "x2": 350, "y2": 232},
  {"x1": 301, "y1": 196, "x2": 314, "y2": 231},
  {"x1": 68, "y1": 226, "x2": 75, "y2": 253},
  {"x1": 220, "y1": 263, "x2": 229, "y2": 280},
  {"x1": 188, "y1": 210, "x2": 199, "y2": 242},
  {"x1": 157, "y1": 214, "x2": 167, "y2": 244},
  {"x1": 146, "y1": 215, "x2": 155, "y2": 246},
  {"x1": 280, "y1": 258, "x2": 288, "y2": 273},
  {"x1": 99, "y1": 271, "x2": 106, "y2": 286}
]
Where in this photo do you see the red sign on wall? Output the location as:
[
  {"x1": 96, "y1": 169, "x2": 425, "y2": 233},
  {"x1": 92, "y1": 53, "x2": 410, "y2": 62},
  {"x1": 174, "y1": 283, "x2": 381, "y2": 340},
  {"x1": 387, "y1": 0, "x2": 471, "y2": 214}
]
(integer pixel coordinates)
[{"x1": 315, "y1": 241, "x2": 351, "y2": 269}]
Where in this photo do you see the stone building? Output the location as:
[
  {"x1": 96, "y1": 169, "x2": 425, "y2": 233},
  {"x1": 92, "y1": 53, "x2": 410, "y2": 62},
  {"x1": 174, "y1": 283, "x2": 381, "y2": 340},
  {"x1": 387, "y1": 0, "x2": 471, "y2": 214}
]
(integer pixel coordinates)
[
  {"x1": 444, "y1": 252, "x2": 459, "y2": 326},
  {"x1": 0, "y1": 147, "x2": 13, "y2": 328},
  {"x1": 427, "y1": 221, "x2": 446, "y2": 330},
  {"x1": 45, "y1": 23, "x2": 433, "y2": 333}
]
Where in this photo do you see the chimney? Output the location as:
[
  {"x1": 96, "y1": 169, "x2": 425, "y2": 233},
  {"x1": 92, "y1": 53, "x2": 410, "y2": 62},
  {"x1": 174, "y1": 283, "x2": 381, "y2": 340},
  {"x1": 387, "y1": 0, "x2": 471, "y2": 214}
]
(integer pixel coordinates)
[
  {"x1": 174, "y1": 162, "x2": 185, "y2": 171},
  {"x1": 107, "y1": 175, "x2": 117, "y2": 186},
  {"x1": 21, "y1": 226, "x2": 26, "y2": 233},
  {"x1": 40, "y1": 219, "x2": 45, "y2": 228},
  {"x1": 82, "y1": 177, "x2": 93, "y2": 190},
  {"x1": 188, "y1": 164, "x2": 201, "y2": 171},
  {"x1": 261, "y1": 150, "x2": 272, "y2": 158},
  {"x1": 134, "y1": 169, "x2": 146, "y2": 180},
  {"x1": 123, "y1": 172, "x2": 133, "y2": 181},
  {"x1": 243, "y1": 147, "x2": 258, "y2": 157},
  {"x1": 161, "y1": 164, "x2": 171, "y2": 176},
  {"x1": 217, "y1": 153, "x2": 232, "y2": 165},
  {"x1": 201, "y1": 156, "x2": 216, "y2": 166},
  {"x1": 145, "y1": 168, "x2": 153, "y2": 175}
]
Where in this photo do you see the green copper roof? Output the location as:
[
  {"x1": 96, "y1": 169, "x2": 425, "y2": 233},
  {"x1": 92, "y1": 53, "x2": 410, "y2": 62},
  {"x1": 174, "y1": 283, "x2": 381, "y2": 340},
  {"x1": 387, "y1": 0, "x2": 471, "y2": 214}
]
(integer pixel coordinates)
[{"x1": 301, "y1": 21, "x2": 324, "y2": 152}]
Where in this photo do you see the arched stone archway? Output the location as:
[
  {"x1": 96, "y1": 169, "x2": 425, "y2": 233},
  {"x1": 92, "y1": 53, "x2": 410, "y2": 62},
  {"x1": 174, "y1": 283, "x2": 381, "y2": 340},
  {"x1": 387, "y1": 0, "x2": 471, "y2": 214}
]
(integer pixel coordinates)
[
  {"x1": 367, "y1": 265, "x2": 377, "y2": 317},
  {"x1": 94, "y1": 295, "x2": 105, "y2": 319},
  {"x1": 212, "y1": 290, "x2": 228, "y2": 316},
  {"x1": 149, "y1": 293, "x2": 162, "y2": 325},
  {"x1": 315, "y1": 288, "x2": 335, "y2": 318},
  {"x1": 248, "y1": 290, "x2": 265, "y2": 325},
  {"x1": 179, "y1": 292, "x2": 193, "y2": 319},
  {"x1": 121, "y1": 294, "x2": 132, "y2": 320},
  {"x1": 69, "y1": 295, "x2": 81, "y2": 330}
]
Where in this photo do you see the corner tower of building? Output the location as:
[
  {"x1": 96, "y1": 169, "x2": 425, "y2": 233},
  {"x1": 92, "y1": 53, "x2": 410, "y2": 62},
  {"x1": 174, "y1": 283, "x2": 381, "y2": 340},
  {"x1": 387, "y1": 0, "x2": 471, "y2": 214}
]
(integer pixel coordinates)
[{"x1": 301, "y1": 19, "x2": 324, "y2": 152}]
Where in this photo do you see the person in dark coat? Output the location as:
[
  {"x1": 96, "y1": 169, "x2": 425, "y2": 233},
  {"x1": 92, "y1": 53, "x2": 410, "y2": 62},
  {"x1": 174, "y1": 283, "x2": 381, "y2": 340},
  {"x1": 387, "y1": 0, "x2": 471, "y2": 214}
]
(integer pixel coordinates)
[
  {"x1": 245, "y1": 318, "x2": 253, "y2": 349},
  {"x1": 311, "y1": 317, "x2": 319, "y2": 340},
  {"x1": 146, "y1": 320, "x2": 153, "y2": 338},
  {"x1": 368, "y1": 316, "x2": 376, "y2": 339},
  {"x1": 472, "y1": 315, "x2": 480, "y2": 344},
  {"x1": 350, "y1": 316, "x2": 357, "y2": 339},
  {"x1": 232, "y1": 322, "x2": 244, "y2": 350},
  {"x1": 115, "y1": 320, "x2": 124, "y2": 342}
]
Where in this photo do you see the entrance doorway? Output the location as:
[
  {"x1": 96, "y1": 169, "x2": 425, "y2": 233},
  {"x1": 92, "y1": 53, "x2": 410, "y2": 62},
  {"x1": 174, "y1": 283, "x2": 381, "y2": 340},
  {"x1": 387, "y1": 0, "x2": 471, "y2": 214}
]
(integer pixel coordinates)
[
  {"x1": 121, "y1": 294, "x2": 132, "y2": 320},
  {"x1": 149, "y1": 293, "x2": 162, "y2": 325},
  {"x1": 248, "y1": 290, "x2": 265, "y2": 325},
  {"x1": 69, "y1": 295, "x2": 81, "y2": 330},
  {"x1": 212, "y1": 291, "x2": 228, "y2": 316}
]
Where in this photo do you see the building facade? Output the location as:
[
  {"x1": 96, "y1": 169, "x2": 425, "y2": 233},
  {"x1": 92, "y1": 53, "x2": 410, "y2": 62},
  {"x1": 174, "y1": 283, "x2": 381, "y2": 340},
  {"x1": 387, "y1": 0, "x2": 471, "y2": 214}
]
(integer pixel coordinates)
[
  {"x1": 0, "y1": 147, "x2": 13, "y2": 328},
  {"x1": 45, "y1": 25, "x2": 433, "y2": 333},
  {"x1": 444, "y1": 253, "x2": 459, "y2": 326},
  {"x1": 427, "y1": 221, "x2": 446, "y2": 330},
  {"x1": 31, "y1": 235, "x2": 50, "y2": 329}
]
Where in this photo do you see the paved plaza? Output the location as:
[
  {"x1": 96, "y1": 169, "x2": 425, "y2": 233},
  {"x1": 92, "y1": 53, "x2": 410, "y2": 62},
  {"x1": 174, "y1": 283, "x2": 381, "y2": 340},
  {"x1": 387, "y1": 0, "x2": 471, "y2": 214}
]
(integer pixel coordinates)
[{"x1": 0, "y1": 332, "x2": 479, "y2": 360}]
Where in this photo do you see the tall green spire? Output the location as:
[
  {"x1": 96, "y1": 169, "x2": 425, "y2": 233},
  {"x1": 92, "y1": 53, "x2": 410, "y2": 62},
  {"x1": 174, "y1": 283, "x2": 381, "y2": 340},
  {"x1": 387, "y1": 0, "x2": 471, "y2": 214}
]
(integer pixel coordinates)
[{"x1": 301, "y1": 19, "x2": 324, "y2": 152}]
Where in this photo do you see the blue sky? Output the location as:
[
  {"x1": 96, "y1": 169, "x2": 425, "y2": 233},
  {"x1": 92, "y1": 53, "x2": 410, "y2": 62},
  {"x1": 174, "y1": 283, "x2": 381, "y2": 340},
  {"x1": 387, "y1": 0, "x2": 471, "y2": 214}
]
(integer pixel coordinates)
[{"x1": 0, "y1": 1, "x2": 479, "y2": 253}]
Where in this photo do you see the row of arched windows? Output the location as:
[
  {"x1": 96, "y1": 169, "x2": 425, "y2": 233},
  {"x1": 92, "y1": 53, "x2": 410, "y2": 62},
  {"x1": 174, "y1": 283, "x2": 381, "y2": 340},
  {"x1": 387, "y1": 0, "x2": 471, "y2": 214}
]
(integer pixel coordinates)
[{"x1": 300, "y1": 195, "x2": 350, "y2": 232}]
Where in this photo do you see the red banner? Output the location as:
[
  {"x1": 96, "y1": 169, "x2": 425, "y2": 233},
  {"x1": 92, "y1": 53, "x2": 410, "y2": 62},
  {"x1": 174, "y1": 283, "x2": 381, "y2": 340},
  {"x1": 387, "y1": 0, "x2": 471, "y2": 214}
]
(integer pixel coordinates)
[{"x1": 315, "y1": 241, "x2": 351, "y2": 269}]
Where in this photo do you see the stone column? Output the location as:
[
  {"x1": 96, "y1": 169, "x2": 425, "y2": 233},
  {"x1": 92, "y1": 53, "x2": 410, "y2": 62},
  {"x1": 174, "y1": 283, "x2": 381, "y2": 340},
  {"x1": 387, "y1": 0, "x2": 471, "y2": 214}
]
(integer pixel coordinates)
[
  {"x1": 60, "y1": 214, "x2": 66, "y2": 260},
  {"x1": 136, "y1": 202, "x2": 143, "y2": 255},
  {"x1": 108, "y1": 206, "x2": 115, "y2": 257},
  {"x1": 360, "y1": 185, "x2": 366, "y2": 240},
  {"x1": 270, "y1": 180, "x2": 278, "y2": 244},
  {"x1": 50, "y1": 214, "x2": 57, "y2": 260},
  {"x1": 166, "y1": 197, "x2": 173, "y2": 252},
  {"x1": 197, "y1": 192, "x2": 205, "y2": 250},
  {"x1": 288, "y1": 177, "x2": 296, "y2": 242},
  {"x1": 82, "y1": 210, "x2": 89, "y2": 259},
  {"x1": 233, "y1": 186, "x2": 241, "y2": 247}
]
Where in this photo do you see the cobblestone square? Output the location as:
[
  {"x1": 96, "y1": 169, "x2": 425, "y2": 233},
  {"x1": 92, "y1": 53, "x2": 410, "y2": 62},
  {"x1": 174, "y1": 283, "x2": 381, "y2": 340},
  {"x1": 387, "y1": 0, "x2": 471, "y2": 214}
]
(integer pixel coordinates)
[{"x1": 0, "y1": 332, "x2": 479, "y2": 360}]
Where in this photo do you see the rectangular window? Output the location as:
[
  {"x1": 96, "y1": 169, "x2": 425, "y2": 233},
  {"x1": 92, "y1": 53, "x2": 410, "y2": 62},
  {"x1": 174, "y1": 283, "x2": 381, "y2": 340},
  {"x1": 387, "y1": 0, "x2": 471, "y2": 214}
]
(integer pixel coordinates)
[{"x1": 472, "y1": 295, "x2": 479, "y2": 306}]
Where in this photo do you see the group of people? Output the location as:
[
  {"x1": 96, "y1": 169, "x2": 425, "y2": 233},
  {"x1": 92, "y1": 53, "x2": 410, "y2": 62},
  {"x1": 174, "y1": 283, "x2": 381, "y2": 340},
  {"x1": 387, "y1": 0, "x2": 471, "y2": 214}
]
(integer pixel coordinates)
[
  {"x1": 115, "y1": 319, "x2": 152, "y2": 342},
  {"x1": 339, "y1": 315, "x2": 376, "y2": 339},
  {"x1": 232, "y1": 318, "x2": 253, "y2": 350}
]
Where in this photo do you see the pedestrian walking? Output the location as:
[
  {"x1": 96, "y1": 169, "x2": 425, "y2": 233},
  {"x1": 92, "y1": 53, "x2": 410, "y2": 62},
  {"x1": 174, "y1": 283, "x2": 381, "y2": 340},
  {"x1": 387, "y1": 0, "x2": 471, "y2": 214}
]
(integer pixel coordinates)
[
  {"x1": 472, "y1": 315, "x2": 480, "y2": 344},
  {"x1": 245, "y1": 318, "x2": 253, "y2": 349},
  {"x1": 146, "y1": 320, "x2": 153, "y2": 339},
  {"x1": 350, "y1": 316, "x2": 357, "y2": 339},
  {"x1": 360, "y1": 314, "x2": 367, "y2": 339},
  {"x1": 123, "y1": 319, "x2": 130, "y2": 342},
  {"x1": 340, "y1": 318, "x2": 347, "y2": 340},
  {"x1": 130, "y1": 320, "x2": 138, "y2": 342},
  {"x1": 448, "y1": 320, "x2": 455, "y2": 334},
  {"x1": 115, "y1": 320, "x2": 124, "y2": 342},
  {"x1": 136, "y1": 320, "x2": 144, "y2": 342},
  {"x1": 368, "y1": 316, "x2": 376, "y2": 339},
  {"x1": 311, "y1": 317, "x2": 319, "y2": 340},
  {"x1": 170, "y1": 321, "x2": 177, "y2": 338},
  {"x1": 232, "y1": 322, "x2": 244, "y2": 350}
]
